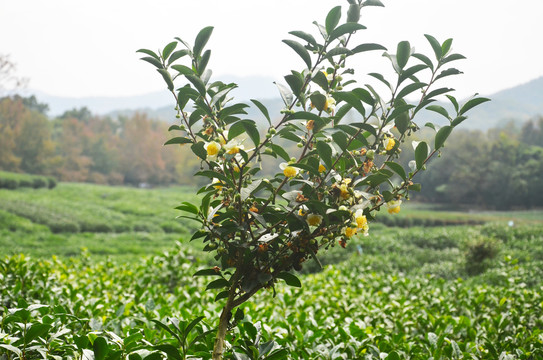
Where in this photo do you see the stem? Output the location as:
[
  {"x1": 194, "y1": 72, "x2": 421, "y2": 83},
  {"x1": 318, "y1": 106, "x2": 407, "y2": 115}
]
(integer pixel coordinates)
[{"x1": 212, "y1": 271, "x2": 239, "y2": 360}]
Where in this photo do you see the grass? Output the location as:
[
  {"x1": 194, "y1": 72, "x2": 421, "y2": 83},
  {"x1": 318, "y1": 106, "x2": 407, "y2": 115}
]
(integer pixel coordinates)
[
  {"x1": 1, "y1": 182, "x2": 543, "y2": 358},
  {"x1": 0, "y1": 182, "x2": 202, "y2": 259}
]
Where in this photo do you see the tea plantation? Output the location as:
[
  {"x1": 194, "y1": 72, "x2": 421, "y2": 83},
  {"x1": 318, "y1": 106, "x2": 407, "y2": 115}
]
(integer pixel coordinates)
[{"x1": 1, "y1": 183, "x2": 542, "y2": 359}]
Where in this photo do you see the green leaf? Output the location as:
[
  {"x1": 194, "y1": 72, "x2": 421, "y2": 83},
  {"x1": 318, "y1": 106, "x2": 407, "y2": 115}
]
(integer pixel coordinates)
[
  {"x1": 316, "y1": 141, "x2": 333, "y2": 168},
  {"x1": 368, "y1": 72, "x2": 392, "y2": 92},
  {"x1": 157, "y1": 69, "x2": 174, "y2": 91},
  {"x1": 312, "y1": 71, "x2": 329, "y2": 91},
  {"x1": 396, "y1": 41, "x2": 411, "y2": 70},
  {"x1": 288, "y1": 30, "x2": 317, "y2": 46},
  {"x1": 186, "y1": 74, "x2": 206, "y2": 95},
  {"x1": 434, "y1": 68, "x2": 463, "y2": 81},
  {"x1": 175, "y1": 202, "x2": 199, "y2": 215},
  {"x1": 230, "y1": 120, "x2": 260, "y2": 147},
  {"x1": 194, "y1": 268, "x2": 221, "y2": 276},
  {"x1": 193, "y1": 26, "x2": 214, "y2": 58},
  {"x1": 396, "y1": 82, "x2": 427, "y2": 100},
  {"x1": 270, "y1": 144, "x2": 290, "y2": 161},
  {"x1": 446, "y1": 94, "x2": 459, "y2": 112},
  {"x1": 140, "y1": 56, "x2": 163, "y2": 69},
  {"x1": 310, "y1": 93, "x2": 327, "y2": 112},
  {"x1": 164, "y1": 137, "x2": 192, "y2": 146},
  {"x1": 451, "y1": 116, "x2": 468, "y2": 127},
  {"x1": 385, "y1": 161, "x2": 406, "y2": 179},
  {"x1": 282, "y1": 39, "x2": 312, "y2": 69},
  {"x1": 329, "y1": 23, "x2": 366, "y2": 42},
  {"x1": 351, "y1": 43, "x2": 387, "y2": 54},
  {"x1": 284, "y1": 74, "x2": 303, "y2": 95},
  {"x1": 362, "y1": 0, "x2": 385, "y2": 6},
  {"x1": 276, "y1": 272, "x2": 302, "y2": 287},
  {"x1": 290, "y1": 111, "x2": 322, "y2": 124},
  {"x1": 153, "y1": 345, "x2": 182, "y2": 360},
  {"x1": 93, "y1": 337, "x2": 109, "y2": 360},
  {"x1": 275, "y1": 82, "x2": 293, "y2": 106},
  {"x1": 347, "y1": 4, "x2": 361, "y2": 23},
  {"x1": 241, "y1": 179, "x2": 263, "y2": 201},
  {"x1": 0, "y1": 344, "x2": 21, "y2": 357},
  {"x1": 425, "y1": 87, "x2": 454, "y2": 100},
  {"x1": 167, "y1": 49, "x2": 189, "y2": 65},
  {"x1": 441, "y1": 38, "x2": 453, "y2": 56},
  {"x1": 459, "y1": 97, "x2": 491, "y2": 115},
  {"x1": 325, "y1": 6, "x2": 342, "y2": 35},
  {"x1": 424, "y1": 34, "x2": 442, "y2": 60},
  {"x1": 162, "y1": 41, "x2": 177, "y2": 61},
  {"x1": 197, "y1": 49, "x2": 211, "y2": 75},
  {"x1": 326, "y1": 47, "x2": 353, "y2": 59},
  {"x1": 250, "y1": 99, "x2": 271, "y2": 125},
  {"x1": 435, "y1": 125, "x2": 452, "y2": 150},
  {"x1": 136, "y1": 48, "x2": 160, "y2": 60},
  {"x1": 415, "y1": 141, "x2": 429, "y2": 169},
  {"x1": 409, "y1": 183, "x2": 421, "y2": 192},
  {"x1": 385, "y1": 350, "x2": 401, "y2": 360},
  {"x1": 442, "y1": 53, "x2": 466, "y2": 65},
  {"x1": 412, "y1": 53, "x2": 434, "y2": 71},
  {"x1": 171, "y1": 64, "x2": 194, "y2": 76},
  {"x1": 206, "y1": 278, "x2": 230, "y2": 290},
  {"x1": 210, "y1": 86, "x2": 235, "y2": 107},
  {"x1": 399, "y1": 64, "x2": 428, "y2": 85},
  {"x1": 426, "y1": 105, "x2": 450, "y2": 119},
  {"x1": 191, "y1": 142, "x2": 207, "y2": 160},
  {"x1": 332, "y1": 131, "x2": 349, "y2": 151},
  {"x1": 333, "y1": 91, "x2": 365, "y2": 116},
  {"x1": 25, "y1": 323, "x2": 51, "y2": 343}
]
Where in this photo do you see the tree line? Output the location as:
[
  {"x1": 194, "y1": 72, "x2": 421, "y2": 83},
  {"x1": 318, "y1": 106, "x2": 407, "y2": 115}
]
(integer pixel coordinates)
[
  {"x1": 1, "y1": 94, "x2": 542, "y2": 209},
  {"x1": 412, "y1": 117, "x2": 543, "y2": 209},
  {"x1": 0, "y1": 95, "x2": 201, "y2": 186}
]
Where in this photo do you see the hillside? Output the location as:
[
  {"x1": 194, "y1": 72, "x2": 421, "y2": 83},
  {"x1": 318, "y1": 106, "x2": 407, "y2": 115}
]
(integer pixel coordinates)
[{"x1": 28, "y1": 75, "x2": 543, "y2": 130}]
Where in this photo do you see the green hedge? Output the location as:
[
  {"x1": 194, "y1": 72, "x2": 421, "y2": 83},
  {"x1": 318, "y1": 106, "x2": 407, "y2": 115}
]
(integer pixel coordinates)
[{"x1": 0, "y1": 171, "x2": 56, "y2": 190}]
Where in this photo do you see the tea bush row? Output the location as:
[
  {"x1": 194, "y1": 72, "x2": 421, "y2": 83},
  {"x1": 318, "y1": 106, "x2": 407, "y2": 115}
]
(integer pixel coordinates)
[
  {"x1": 0, "y1": 171, "x2": 56, "y2": 190},
  {"x1": 2, "y1": 227, "x2": 543, "y2": 359}
]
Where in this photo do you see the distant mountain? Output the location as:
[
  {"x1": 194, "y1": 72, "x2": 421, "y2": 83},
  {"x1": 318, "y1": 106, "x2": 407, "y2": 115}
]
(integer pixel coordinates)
[
  {"x1": 28, "y1": 75, "x2": 543, "y2": 130},
  {"x1": 29, "y1": 75, "x2": 279, "y2": 117},
  {"x1": 415, "y1": 76, "x2": 543, "y2": 129}
]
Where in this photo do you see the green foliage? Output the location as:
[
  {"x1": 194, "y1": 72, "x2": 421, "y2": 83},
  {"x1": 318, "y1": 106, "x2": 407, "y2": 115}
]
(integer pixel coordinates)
[
  {"x1": 139, "y1": 1, "x2": 487, "y2": 356},
  {"x1": 413, "y1": 120, "x2": 543, "y2": 209},
  {"x1": 1, "y1": 224, "x2": 543, "y2": 358},
  {"x1": 0, "y1": 170, "x2": 55, "y2": 190}
]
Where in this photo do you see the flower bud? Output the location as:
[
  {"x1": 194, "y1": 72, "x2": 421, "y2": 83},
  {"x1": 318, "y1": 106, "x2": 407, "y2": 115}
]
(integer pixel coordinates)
[{"x1": 366, "y1": 150, "x2": 375, "y2": 160}]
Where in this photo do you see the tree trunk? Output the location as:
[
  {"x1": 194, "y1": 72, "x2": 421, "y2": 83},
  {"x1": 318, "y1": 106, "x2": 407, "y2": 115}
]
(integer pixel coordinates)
[{"x1": 212, "y1": 272, "x2": 240, "y2": 360}]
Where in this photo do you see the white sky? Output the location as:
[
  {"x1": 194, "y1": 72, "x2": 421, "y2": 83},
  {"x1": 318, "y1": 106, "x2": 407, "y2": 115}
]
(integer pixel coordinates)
[{"x1": 1, "y1": 0, "x2": 542, "y2": 99}]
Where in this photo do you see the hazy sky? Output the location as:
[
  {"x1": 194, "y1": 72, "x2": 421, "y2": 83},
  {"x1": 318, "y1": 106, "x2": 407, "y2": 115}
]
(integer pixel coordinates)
[{"x1": 1, "y1": 0, "x2": 542, "y2": 99}]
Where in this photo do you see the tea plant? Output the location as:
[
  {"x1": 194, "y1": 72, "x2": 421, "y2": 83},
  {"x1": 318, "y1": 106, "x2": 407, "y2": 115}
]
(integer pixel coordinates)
[{"x1": 139, "y1": 0, "x2": 488, "y2": 357}]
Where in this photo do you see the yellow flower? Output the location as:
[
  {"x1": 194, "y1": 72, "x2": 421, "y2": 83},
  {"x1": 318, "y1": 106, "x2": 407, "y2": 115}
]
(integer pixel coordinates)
[
  {"x1": 306, "y1": 120, "x2": 315, "y2": 131},
  {"x1": 298, "y1": 205, "x2": 308, "y2": 216},
  {"x1": 280, "y1": 162, "x2": 299, "y2": 178},
  {"x1": 224, "y1": 140, "x2": 243, "y2": 155},
  {"x1": 212, "y1": 178, "x2": 223, "y2": 190},
  {"x1": 318, "y1": 164, "x2": 326, "y2": 173},
  {"x1": 323, "y1": 96, "x2": 336, "y2": 114},
  {"x1": 386, "y1": 200, "x2": 402, "y2": 214},
  {"x1": 354, "y1": 209, "x2": 367, "y2": 229},
  {"x1": 205, "y1": 141, "x2": 221, "y2": 157},
  {"x1": 344, "y1": 227, "x2": 357, "y2": 238},
  {"x1": 339, "y1": 178, "x2": 351, "y2": 200},
  {"x1": 307, "y1": 213, "x2": 323, "y2": 227},
  {"x1": 384, "y1": 137, "x2": 396, "y2": 151}
]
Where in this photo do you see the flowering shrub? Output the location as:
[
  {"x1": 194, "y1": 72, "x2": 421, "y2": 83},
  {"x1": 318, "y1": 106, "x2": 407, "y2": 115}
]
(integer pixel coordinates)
[{"x1": 139, "y1": 0, "x2": 488, "y2": 357}]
